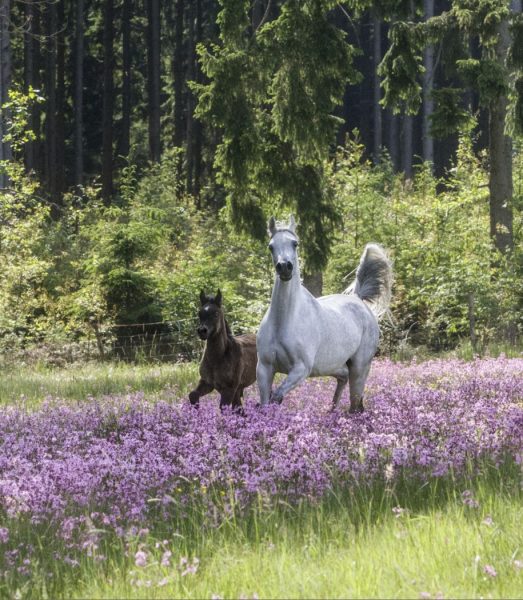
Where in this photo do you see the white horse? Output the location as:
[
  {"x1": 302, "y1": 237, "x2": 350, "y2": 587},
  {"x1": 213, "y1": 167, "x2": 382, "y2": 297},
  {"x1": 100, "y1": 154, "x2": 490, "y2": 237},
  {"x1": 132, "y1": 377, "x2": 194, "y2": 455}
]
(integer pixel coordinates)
[{"x1": 256, "y1": 216, "x2": 392, "y2": 412}]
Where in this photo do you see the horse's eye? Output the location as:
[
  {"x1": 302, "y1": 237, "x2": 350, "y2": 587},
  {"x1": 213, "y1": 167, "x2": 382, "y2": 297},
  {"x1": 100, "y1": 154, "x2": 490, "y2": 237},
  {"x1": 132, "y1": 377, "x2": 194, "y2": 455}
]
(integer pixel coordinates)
[
  {"x1": 268, "y1": 244, "x2": 273, "y2": 252},
  {"x1": 293, "y1": 241, "x2": 298, "y2": 248}
]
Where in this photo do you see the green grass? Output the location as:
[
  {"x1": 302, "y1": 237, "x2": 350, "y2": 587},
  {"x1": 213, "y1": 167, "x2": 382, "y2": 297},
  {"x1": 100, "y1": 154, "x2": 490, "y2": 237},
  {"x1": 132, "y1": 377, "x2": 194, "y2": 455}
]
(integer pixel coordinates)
[
  {"x1": 15, "y1": 469, "x2": 520, "y2": 599},
  {"x1": 0, "y1": 361, "x2": 199, "y2": 408}
]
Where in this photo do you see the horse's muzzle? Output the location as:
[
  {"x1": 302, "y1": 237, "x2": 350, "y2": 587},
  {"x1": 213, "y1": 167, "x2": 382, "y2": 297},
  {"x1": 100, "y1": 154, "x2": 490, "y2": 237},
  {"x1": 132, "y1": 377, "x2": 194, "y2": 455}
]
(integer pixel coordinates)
[
  {"x1": 276, "y1": 260, "x2": 293, "y2": 281},
  {"x1": 197, "y1": 327, "x2": 208, "y2": 340}
]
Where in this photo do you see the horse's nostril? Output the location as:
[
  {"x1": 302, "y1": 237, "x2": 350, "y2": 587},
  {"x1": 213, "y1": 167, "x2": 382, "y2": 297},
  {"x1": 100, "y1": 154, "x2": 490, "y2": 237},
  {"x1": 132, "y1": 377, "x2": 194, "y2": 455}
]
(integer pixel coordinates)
[
  {"x1": 286, "y1": 261, "x2": 293, "y2": 271},
  {"x1": 276, "y1": 263, "x2": 283, "y2": 273}
]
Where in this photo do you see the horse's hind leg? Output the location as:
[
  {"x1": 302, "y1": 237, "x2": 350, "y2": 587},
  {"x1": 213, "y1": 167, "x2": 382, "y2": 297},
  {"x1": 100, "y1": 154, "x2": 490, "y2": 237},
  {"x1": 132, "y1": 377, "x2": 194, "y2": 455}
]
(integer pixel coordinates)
[
  {"x1": 331, "y1": 365, "x2": 349, "y2": 409},
  {"x1": 348, "y1": 358, "x2": 372, "y2": 414}
]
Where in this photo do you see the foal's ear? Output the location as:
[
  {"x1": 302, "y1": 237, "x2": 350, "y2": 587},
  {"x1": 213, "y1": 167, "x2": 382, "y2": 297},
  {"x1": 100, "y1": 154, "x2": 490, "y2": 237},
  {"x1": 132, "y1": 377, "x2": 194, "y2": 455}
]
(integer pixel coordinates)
[
  {"x1": 268, "y1": 216, "x2": 277, "y2": 237},
  {"x1": 199, "y1": 289, "x2": 207, "y2": 305},
  {"x1": 215, "y1": 289, "x2": 222, "y2": 307},
  {"x1": 288, "y1": 214, "x2": 297, "y2": 233}
]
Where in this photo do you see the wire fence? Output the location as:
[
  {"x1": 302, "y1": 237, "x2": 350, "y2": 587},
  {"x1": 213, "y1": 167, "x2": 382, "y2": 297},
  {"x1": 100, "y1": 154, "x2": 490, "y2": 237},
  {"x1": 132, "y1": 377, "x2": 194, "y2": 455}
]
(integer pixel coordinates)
[{"x1": 87, "y1": 318, "x2": 204, "y2": 362}]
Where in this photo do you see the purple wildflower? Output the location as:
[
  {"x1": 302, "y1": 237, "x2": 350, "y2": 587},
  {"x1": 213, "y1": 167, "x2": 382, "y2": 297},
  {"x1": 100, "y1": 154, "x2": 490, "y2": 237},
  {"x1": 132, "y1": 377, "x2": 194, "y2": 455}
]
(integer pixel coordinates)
[
  {"x1": 483, "y1": 564, "x2": 497, "y2": 577},
  {"x1": 134, "y1": 550, "x2": 147, "y2": 567},
  {"x1": 0, "y1": 527, "x2": 9, "y2": 543}
]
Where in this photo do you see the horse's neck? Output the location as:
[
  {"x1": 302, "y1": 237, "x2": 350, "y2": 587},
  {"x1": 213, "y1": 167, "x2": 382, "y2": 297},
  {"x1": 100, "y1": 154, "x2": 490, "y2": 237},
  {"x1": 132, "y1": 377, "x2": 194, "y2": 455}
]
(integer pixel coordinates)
[
  {"x1": 206, "y1": 316, "x2": 231, "y2": 356},
  {"x1": 269, "y1": 267, "x2": 303, "y2": 322}
]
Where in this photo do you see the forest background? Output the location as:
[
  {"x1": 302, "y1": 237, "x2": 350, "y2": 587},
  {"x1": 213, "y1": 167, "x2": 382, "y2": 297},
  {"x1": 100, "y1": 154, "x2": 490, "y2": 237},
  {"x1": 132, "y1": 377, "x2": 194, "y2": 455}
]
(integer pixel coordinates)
[{"x1": 0, "y1": 0, "x2": 522, "y2": 365}]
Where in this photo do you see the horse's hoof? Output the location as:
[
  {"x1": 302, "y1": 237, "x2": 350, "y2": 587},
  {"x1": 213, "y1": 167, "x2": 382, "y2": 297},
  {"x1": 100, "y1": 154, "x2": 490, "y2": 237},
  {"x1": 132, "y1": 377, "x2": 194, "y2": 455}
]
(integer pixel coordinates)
[
  {"x1": 348, "y1": 405, "x2": 364, "y2": 415},
  {"x1": 269, "y1": 392, "x2": 283, "y2": 405}
]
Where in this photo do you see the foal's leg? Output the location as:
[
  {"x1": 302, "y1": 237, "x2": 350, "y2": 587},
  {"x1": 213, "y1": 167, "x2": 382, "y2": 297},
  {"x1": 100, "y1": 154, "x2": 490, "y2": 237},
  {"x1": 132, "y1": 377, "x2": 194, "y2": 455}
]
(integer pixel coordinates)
[
  {"x1": 257, "y1": 360, "x2": 275, "y2": 406},
  {"x1": 331, "y1": 364, "x2": 350, "y2": 409},
  {"x1": 271, "y1": 362, "x2": 310, "y2": 405},
  {"x1": 189, "y1": 379, "x2": 214, "y2": 407},
  {"x1": 348, "y1": 360, "x2": 372, "y2": 414},
  {"x1": 219, "y1": 388, "x2": 238, "y2": 410}
]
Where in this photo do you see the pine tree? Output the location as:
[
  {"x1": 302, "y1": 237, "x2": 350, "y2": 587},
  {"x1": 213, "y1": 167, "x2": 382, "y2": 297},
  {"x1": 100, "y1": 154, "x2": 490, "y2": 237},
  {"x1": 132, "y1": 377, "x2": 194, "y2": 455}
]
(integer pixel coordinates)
[
  {"x1": 195, "y1": 0, "x2": 360, "y2": 268},
  {"x1": 379, "y1": 0, "x2": 523, "y2": 255}
]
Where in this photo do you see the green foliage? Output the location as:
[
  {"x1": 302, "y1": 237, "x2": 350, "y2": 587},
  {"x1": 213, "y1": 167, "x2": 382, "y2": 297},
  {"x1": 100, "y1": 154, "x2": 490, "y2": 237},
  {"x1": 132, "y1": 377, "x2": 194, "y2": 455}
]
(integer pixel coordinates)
[
  {"x1": 430, "y1": 88, "x2": 475, "y2": 138},
  {"x1": 195, "y1": 0, "x2": 358, "y2": 269},
  {"x1": 457, "y1": 58, "x2": 509, "y2": 106},
  {"x1": 325, "y1": 135, "x2": 522, "y2": 350},
  {"x1": 378, "y1": 21, "x2": 425, "y2": 114}
]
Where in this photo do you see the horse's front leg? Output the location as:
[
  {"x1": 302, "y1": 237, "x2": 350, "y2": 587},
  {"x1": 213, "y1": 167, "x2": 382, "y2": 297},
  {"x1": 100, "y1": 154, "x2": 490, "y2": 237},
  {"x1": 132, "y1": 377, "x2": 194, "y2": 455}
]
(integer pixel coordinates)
[
  {"x1": 189, "y1": 379, "x2": 214, "y2": 407},
  {"x1": 257, "y1": 360, "x2": 275, "y2": 406},
  {"x1": 219, "y1": 387, "x2": 238, "y2": 411},
  {"x1": 271, "y1": 362, "x2": 309, "y2": 405}
]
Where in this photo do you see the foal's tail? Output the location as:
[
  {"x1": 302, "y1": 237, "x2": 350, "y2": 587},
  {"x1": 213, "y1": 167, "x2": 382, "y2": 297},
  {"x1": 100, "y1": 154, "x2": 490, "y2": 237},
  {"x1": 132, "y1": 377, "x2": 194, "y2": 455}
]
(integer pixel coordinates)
[{"x1": 344, "y1": 244, "x2": 393, "y2": 319}]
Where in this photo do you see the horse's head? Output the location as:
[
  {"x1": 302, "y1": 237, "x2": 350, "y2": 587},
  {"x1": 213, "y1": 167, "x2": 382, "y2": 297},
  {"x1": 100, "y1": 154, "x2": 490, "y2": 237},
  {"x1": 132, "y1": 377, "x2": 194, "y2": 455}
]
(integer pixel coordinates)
[
  {"x1": 267, "y1": 215, "x2": 299, "y2": 282},
  {"x1": 197, "y1": 289, "x2": 223, "y2": 340}
]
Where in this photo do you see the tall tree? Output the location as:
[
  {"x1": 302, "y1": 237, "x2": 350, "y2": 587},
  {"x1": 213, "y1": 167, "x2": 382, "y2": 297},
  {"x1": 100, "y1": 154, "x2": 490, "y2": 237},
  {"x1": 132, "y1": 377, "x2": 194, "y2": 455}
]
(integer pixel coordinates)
[
  {"x1": 45, "y1": 0, "x2": 58, "y2": 201},
  {"x1": 379, "y1": 0, "x2": 522, "y2": 255},
  {"x1": 422, "y1": 0, "x2": 435, "y2": 166},
  {"x1": 147, "y1": 0, "x2": 161, "y2": 163},
  {"x1": 74, "y1": 0, "x2": 84, "y2": 188},
  {"x1": 172, "y1": 0, "x2": 185, "y2": 150},
  {"x1": 23, "y1": 0, "x2": 35, "y2": 172},
  {"x1": 196, "y1": 0, "x2": 360, "y2": 268},
  {"x1": 119, "y1": 0, "x2": 132, "y2": 159},
  {"x1": 193, "y1": 0, "x2": 204, "y2": 202},
  {"x1": 56, "y1": 0, "x2": 66, "y2": 200},
  {"x1": 0, "y1": 0, "x2": 10, "y2": 188},
  {"x1": 185, "y1": 0, "x2": 196, "y2": 192},
  {"x1": 102, "y1": 0, "x2": 114, "y2": 203},
  {"x1": 488, "y1": 13, "x2": 513, "y2": 253},
  {"x1": 372, "y1": 13, "x2": 382, "y2": 163}
]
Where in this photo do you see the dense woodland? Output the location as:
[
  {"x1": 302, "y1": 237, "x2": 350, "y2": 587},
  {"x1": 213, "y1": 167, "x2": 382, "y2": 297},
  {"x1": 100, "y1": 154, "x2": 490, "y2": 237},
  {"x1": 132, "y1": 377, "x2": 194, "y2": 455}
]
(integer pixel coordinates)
[{"x1": 0, "y1": 0, "x2": 521, "y2": 362}]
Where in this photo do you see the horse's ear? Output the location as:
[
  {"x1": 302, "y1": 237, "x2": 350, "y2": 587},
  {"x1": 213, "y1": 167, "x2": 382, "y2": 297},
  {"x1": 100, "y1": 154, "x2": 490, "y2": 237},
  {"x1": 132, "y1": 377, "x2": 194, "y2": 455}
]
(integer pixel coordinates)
[
  {"x1": 288, "y1": 214, "x2": 296, "y2": 233},
  {"x1": 268, "y1": 216, "x2": 277, "y2": 237},
  {"x1": 199, "y1": 290, "x2": 207, "y2": 305},
  {"x1": 215, "y1": 289, "x2": 222, "y2": 307}
]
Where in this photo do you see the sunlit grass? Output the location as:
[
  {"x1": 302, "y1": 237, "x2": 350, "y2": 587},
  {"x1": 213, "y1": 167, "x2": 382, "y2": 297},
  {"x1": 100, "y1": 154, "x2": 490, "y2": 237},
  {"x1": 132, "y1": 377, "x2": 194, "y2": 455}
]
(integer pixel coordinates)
[
  {"x1": 0, "y1": 361, "x2": 199, "y2": 408},
  {"x1": 7, "y1": 468, "x2": 522, "y2": 599}
]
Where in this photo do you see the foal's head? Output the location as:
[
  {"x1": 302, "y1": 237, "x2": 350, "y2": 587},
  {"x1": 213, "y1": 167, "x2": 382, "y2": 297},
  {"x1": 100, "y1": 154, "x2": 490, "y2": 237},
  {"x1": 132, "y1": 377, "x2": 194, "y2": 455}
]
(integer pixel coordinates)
[
  {"x1": 267, "y1": 215, "x2": 299, "y2": 282},
  {"x1": 197, "y1": 290, "x2": 225, "y2": 340}
]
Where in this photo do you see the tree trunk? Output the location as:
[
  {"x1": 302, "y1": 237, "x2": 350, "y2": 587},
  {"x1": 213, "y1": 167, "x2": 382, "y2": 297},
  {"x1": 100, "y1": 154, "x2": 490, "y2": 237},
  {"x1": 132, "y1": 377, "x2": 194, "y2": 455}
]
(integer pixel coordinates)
[
  {"x1": 422, "y1": 0, "x2": 434, "y2": 168},
  {"x1": 55, "y1": 0, "x2": 66, "y2": 203},
  {"x1": 173, "y1": 0, "x2": 185, "y2": 149},
  {"x1": 24, "y1": 0, "x2": 35, "y2": 172},
  {"x1": 488, "y1": 17, "x2": 513, "y2": 254},
  {"x1": 147, "y1": 0, "x2": 161, "y2": 162},
  {"x1": 387, "y1": 110, "x2": 400, "y2": 171},
  {"x1": 74, "y1": 0, "x2": 84, "y2": 189},
  {"x1": 193, "y1": 0, "x2": 203, "y2": 204},
  {"x1": 401, "y1": 114, "x2": 413, "y2": 178},
  {"x1": 186, "y1": 0, "x2": 195, "y2": 193},
  {"x1": 252, "y1": 0, "x2": 265, "y2": 30},
  {"x1": 119, "y1": 0, "x2": 131, "y2": 159},
  {"x1": 45, "y1": 0, "x2": 57, "y2": 201},
  {"x1": 102, "y1": 0, "x2": 114, "y2": 204},
  {"x1": 0, "y1": 0, "x2": 11, "y2": 189},
  {"x1": 303, "y1": 272, "x2": 323, "y2": 297},
  {"x1": 372, "y1": 14, "x2": 382, "y2": 164}
]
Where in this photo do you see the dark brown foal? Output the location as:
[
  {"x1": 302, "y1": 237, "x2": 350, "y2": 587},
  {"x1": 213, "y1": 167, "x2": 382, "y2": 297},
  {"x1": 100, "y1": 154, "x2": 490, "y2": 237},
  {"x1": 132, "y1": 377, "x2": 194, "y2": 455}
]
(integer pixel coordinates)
[{"x1": 189, "y1": 290, "x2": 257, "y2": 410}]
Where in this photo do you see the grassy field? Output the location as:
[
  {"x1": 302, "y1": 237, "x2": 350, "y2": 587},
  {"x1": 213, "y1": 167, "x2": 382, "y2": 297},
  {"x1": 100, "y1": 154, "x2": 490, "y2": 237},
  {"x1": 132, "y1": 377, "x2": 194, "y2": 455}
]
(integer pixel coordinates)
[
  {"x1": 0, "y1": 361, "x2": 199, "y2": 408},
  {"x1": 0, "y1": 359, "x2": 522, "y2": 599},
  {"x1": 69, "y1": 471, "x2": 523, "y2": 600}
]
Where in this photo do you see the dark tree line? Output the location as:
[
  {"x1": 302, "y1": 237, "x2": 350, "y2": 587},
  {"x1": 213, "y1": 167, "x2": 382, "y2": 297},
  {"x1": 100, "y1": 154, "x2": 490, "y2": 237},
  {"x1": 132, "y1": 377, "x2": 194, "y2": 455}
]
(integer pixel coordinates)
[{"x1": 1, "y1": 0, "x2": 522, "y2": 258}]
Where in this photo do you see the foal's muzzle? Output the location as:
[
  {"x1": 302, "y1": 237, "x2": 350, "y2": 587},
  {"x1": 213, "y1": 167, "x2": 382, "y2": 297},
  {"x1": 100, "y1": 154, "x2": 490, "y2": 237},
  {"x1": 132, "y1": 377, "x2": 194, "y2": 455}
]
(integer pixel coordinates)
[
  {"x1": 197, "y1": 326, "x2": 209, "y2": 340},
  {"x1": 276, "y1": 260, "x2": 293, "y2": 281}
]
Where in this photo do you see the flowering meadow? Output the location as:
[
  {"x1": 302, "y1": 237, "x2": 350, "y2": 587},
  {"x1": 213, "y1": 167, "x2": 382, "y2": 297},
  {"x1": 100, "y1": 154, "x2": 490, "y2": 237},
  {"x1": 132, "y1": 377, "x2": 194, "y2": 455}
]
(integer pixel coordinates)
[{"x1": 0, "y1": 357, "x2": 522, "y2": 597}]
